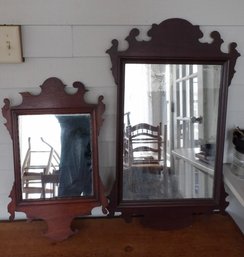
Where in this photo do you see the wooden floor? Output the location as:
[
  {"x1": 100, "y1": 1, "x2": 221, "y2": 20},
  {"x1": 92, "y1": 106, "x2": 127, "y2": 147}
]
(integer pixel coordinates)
[
  {"x1": 123, "y1": 169, "x2": 184, "y2": 200},
  {"x1": 0, "y1": 214, "x2": 244, "y2": 257}
]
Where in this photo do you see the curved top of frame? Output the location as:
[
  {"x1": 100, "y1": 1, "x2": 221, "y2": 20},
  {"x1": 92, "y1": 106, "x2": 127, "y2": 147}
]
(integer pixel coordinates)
[
  {"x1": 2, "y1": 77, "x2": 105, "y2": 138},
  {"x1": 106, "y1": 18, "x2": 240, "y2": 85}
]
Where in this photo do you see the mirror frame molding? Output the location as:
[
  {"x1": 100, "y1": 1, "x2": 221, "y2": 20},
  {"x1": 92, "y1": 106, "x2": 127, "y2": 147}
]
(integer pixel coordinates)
[
  {"x1": 2, "y1": 77, "x2": 108, "y2": 240},
  {"x1": 106, "y1": 18, "x2": 240, "y2": 228}
]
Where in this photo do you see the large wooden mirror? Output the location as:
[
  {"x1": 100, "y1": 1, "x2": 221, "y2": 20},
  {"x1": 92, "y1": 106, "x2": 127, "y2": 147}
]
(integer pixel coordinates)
[
  {"x1": 2, "y1": 77, "x2": 108, "y2": 240},
  {"x1": 106, "y1": 18, "x2": 240, "y2": 228}
]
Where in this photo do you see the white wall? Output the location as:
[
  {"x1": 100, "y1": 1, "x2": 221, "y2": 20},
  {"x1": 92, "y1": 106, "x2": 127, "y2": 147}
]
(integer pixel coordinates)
[{"x1": 0, "y1": 0, "x2": 244, "y2": 220}]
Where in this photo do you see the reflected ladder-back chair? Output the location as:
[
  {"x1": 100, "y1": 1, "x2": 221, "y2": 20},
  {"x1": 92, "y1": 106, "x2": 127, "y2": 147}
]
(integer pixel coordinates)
[
  {"x1": 21, "y1": 137, "x2": 60, "y2": 199},
  {"x1": 126, "y1": 122, "x2": 167, "y2": 172}
]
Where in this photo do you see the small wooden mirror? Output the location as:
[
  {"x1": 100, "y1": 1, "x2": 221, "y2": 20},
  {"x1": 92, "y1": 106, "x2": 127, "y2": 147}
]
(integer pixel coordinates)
[
  {"x1": 2, "y1": 77, "x2": 108, "y2": 240},
  {"x1": 106, "y1": 18, "x2": 240, "y2": 228}
]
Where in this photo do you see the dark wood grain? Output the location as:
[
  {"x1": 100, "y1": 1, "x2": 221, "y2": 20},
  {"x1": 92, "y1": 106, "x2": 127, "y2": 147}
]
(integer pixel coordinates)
[
  {"x1": 1, "y1": 77, "x2": 108, "y2": 241},
  {"x1": 106, "y1": 18, "x2": 240, "y2": 229}
]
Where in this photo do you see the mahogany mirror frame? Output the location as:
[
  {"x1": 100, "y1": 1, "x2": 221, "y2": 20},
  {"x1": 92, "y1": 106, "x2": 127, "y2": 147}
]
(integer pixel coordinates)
[
  {"x1": 106, "y1": 18, "x2": 240, "y2": 228},
  {"x1": 2, "y1": 77, "x2": 108, "y2": 240}
]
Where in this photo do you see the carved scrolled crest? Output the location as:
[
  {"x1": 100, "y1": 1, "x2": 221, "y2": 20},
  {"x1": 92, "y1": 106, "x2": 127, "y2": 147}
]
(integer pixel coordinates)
[
  {"x1": 106, "y1": 18, "x2": 240, "y2": 86},
  {"x1": 2, "y1": 77, "x2": 106, "y2": 137},
  {"x1": 2, "y1": 98, "x2": 12, "y2": 137},
  {"x1": 6, "y1": 77, "x2": 103, "y2": 109}
]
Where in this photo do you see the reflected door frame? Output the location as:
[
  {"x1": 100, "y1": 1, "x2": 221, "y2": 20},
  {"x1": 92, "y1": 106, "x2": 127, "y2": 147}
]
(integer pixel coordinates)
[
  {"x1": 170, "y1": 64, "x2": 204, "y2": 198},
  {"x1": 171, "y1": 64, "x2": 203, "y2": 151}
]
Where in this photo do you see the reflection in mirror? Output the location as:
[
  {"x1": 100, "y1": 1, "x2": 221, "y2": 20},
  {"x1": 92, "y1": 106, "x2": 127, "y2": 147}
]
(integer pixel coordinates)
[
  {"x1": 2, "y1": 77, "x2": 108, "y2": 240},
  {"x1": 123, "y1": 63, "x2": 221, "y2": 201},
  {"x1": 19, "y1": 114, "x2": 93, "y2": 200}
]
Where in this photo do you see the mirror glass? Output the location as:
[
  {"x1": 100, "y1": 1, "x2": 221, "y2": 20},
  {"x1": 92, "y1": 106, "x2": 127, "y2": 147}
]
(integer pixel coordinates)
[
  {"x1": 18, "y1": 113, "x2": 93, "y2": 200},
  {"x1": 123, "y1": 63, "x2": 221, "y2": 201}
]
